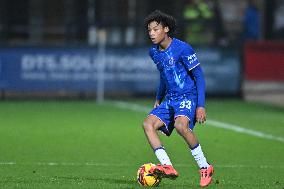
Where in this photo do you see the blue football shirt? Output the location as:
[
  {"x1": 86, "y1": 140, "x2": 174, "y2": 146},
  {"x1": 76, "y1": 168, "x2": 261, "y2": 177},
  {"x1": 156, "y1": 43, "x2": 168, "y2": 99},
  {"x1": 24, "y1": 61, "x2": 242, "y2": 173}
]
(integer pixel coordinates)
[{"x1": 149, "y1": 38, "x2": 201, "y2": 99}]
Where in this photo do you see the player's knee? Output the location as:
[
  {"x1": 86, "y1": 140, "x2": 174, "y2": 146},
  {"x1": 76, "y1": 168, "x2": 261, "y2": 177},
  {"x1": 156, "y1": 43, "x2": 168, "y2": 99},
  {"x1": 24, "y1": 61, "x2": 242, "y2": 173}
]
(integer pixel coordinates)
[
  {"x1": 174, "y1": 122, "x2": 189, "y2": 136},
  {"x1": 142, "y1": 120, "x2": 155, "y2": 132}
]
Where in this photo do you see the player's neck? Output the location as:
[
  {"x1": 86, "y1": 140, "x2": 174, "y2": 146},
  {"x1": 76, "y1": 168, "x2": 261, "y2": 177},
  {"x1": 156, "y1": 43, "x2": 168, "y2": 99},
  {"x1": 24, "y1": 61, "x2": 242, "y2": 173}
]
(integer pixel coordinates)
[{"x1": 159, "y1": 37, "x2": 172, "y2": 51}]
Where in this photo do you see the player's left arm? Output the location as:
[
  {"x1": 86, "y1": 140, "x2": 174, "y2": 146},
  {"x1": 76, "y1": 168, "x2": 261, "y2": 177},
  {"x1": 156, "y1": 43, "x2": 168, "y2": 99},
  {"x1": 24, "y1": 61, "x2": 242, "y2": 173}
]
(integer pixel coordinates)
[
  {"x1": 191, "y1": 65, "x2": 206, "y2": 124},
  {"x1": 181, "y1": 45, "x2": 206, "y2": 124}
]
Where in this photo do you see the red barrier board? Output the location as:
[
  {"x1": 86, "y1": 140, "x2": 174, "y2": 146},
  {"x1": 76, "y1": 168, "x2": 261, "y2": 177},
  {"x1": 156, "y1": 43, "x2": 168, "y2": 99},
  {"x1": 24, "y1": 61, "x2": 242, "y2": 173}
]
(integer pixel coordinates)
[{"x1": 244, "y1": 41, "x2": 284, "y2": 81}]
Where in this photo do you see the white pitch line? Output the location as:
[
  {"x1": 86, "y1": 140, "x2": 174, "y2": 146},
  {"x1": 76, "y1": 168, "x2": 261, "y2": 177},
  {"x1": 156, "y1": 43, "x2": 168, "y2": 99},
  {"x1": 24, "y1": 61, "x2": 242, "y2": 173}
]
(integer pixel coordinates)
[
  {"x1": 0, "y1": 162, "x2": 283, "y2": 169},
  {"x1": 206, "y1": 119, "x2": 284, "y2": 143},
  {"x1": 111, "y1": 101, "x2": 284, "y2": 143}
]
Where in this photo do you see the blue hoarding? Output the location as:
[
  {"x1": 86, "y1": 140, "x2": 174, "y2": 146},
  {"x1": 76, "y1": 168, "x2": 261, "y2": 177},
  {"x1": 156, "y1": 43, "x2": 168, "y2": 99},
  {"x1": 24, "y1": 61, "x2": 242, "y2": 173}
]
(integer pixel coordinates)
[{"x1": 0, "y1": 47, "x2": 240, "y2": 95}]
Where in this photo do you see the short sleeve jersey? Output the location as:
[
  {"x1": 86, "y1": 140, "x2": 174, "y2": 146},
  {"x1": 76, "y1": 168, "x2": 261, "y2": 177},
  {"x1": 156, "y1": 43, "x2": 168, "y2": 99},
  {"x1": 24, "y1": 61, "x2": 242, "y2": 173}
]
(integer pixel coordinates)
[{"x1": 149, "y1": 38, "x2": 200, "y2": 98}]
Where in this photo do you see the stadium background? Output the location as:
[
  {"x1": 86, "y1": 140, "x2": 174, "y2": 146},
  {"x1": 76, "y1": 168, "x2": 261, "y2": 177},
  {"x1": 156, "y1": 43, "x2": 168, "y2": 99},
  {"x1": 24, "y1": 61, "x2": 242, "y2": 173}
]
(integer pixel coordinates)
[
  {"x1": 0, "y1": 1, "x2": 284, "y2": 189},
  {"x1": 0, "y1": 0, "x2": 283, "y2": 105}
]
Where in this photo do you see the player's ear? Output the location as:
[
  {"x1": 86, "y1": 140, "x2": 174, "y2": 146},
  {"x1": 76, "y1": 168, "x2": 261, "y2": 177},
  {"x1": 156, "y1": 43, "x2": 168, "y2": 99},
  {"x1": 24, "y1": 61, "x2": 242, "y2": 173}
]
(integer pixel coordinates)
[{"x1": 164, "y1": 26, "x2": 169, "y2": 33}]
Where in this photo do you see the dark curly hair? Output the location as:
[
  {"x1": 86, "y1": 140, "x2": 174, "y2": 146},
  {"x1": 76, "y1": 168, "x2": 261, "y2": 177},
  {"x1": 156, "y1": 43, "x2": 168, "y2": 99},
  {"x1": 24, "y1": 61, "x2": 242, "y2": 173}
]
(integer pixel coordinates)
[{"x1": 144, "y1": 10, "x2": 177, "y2": 37}]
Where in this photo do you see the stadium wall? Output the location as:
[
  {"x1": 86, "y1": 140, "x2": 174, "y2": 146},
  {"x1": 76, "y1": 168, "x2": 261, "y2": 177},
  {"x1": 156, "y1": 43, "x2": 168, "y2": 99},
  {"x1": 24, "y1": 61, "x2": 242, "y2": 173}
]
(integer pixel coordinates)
[{"x1": 243, "y1": 41, "x2": 284, "y2": 106}]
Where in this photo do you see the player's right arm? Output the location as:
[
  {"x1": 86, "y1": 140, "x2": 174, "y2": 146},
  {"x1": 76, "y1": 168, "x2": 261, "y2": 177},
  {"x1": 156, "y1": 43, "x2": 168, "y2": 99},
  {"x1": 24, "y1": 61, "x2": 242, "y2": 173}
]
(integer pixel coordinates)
[
  {"x1": 154, "y1": 74, "x2": 166, "y2": 108},
  {"x1": 149, "y1": 47, "x2": 166, "y2": 108}
]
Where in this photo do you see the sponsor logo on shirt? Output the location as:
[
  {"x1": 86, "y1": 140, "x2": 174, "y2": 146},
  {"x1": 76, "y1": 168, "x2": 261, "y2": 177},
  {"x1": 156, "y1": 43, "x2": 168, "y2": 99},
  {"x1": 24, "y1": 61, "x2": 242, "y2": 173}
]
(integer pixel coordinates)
[{"x1": 186, "y1": 53, "x2": 197, "y2": 64}]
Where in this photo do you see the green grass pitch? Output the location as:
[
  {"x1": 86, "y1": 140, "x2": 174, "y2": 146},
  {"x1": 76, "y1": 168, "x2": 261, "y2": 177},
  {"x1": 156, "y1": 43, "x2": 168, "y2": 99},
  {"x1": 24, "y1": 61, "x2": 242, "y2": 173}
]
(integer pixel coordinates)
[{"x1": 0, "y1": 99, "x2": 283, "y2": 189}]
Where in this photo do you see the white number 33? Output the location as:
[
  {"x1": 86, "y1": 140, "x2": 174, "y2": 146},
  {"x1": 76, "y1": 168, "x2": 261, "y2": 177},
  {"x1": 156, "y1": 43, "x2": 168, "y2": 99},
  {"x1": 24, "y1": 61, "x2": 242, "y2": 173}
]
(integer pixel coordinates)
[{"x1": 179, "y1": 100, "x2": 191, "y2": 109}]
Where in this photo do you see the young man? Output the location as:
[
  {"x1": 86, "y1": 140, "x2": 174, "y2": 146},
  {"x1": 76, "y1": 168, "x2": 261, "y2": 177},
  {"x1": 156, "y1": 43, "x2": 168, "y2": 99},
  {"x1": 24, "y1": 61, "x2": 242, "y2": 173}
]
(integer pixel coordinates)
[{"x1": 142, "y1": 10, "x2": 214, "y2": 187}]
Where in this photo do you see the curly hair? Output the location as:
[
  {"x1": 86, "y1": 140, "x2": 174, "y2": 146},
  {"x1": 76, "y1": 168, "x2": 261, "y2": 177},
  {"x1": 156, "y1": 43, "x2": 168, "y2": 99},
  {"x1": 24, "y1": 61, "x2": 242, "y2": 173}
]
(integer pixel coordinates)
[{"x1": 144, "y1": 10, "x2": 177, "y2": 37}]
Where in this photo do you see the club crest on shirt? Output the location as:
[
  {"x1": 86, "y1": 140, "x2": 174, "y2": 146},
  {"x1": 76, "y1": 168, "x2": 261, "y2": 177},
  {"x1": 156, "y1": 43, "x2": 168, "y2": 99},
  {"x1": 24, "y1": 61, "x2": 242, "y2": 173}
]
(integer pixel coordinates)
[
  {"x1": 168, "y1": 57, "x2": 174, "y2": 66},
  {"x1": 164, "y1": 57, "x2": 175, "y2": 70}
]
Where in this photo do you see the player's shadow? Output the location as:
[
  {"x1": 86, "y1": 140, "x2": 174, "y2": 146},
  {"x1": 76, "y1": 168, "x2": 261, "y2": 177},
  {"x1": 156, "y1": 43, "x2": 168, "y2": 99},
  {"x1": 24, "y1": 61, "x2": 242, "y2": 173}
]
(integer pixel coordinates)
[
  {"x1": 102, "y1": 177, "x2": 135, "y2": 185},
  {"x1": 56, "y1": 176, "x2": 135, "y2": 185},
  {"x1": 56, "y1": 176, "x2": 202, "y2": 188}
]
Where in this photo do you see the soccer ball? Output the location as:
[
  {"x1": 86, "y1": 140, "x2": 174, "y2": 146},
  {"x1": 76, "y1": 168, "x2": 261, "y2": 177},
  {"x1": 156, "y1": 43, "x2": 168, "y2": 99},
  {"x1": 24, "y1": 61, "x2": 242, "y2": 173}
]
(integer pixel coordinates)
[{"x1": 137, "y1": 163, "x2": 161, "y2": 187}]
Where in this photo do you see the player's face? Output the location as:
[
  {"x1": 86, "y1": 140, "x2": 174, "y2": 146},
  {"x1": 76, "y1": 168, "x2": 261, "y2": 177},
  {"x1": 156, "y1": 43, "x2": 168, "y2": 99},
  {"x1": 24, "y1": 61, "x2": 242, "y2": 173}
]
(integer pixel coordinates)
[{"x1": 147, "y1": 21, "x2": 169, "y2": 44}]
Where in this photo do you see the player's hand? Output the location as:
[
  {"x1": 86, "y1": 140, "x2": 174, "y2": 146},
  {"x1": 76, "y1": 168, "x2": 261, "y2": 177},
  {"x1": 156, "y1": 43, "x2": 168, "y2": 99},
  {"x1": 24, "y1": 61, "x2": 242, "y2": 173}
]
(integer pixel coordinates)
[
  {"x1": 154, "y1": 100, "x2": 161, "y2": 108},
  {"x1": 196, "y1": 107, "x2": 206, "y2": 124}
]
